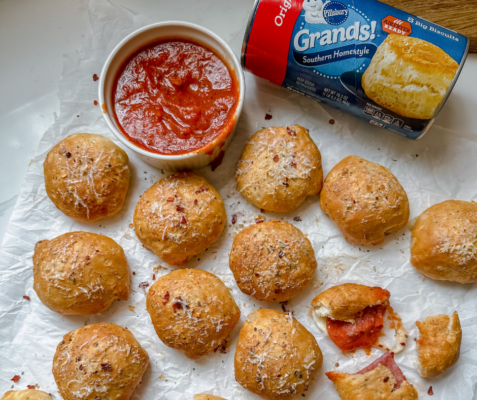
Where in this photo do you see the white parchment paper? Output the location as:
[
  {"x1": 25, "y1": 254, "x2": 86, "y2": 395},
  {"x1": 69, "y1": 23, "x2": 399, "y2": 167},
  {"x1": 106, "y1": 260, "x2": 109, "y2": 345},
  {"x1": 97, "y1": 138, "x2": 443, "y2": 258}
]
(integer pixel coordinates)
[{"x1": 1, "y1": 0, "x2": 477, "y2": 399}]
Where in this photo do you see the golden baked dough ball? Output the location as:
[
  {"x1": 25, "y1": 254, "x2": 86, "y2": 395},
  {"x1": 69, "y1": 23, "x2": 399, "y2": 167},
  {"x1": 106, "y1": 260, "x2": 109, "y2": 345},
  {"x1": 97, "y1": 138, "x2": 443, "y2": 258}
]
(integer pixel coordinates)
[
  {"x1": 33, "y1": 231, "x2": 130, "y2": 315},
  {"x1": 1, "y1": 391, "x2": 51, "y2": 400},
  {"x1": 52, "y1": 323, "x2": 149, "y2": 400},
  {"x1": 411, "y1": 200, "x2": 477, "y2": 283},
  {"x1": 134, "y1": 172, "x2": 226, "y2": 265},
  {"x1": 44, "y1": 133, "x2": 130, "y2": 222},
  {"x1": 229, "y1": 220, "x2": 317, "y2": 302},
  {"x1": 235, "y1": 309, "x2": 322, "y2": 400},
  {"x1": 194, "y1": 396, "x2": 226, "y2": 400},
  {"x1": 416, "y1": 312, "x2": 462, "y2": 378},
  {"x1": 236, "y1": 125, "x2": 323, "y2": 212},
  {"x1": 362, "y1": 35, "x2": 458, "y2": 120},
  {"x1": 146, "y1": 269, "x2": 240, "y2": 359},
  {"x1": 320, "y1": 156, "x2": 409, "y2": 246}
]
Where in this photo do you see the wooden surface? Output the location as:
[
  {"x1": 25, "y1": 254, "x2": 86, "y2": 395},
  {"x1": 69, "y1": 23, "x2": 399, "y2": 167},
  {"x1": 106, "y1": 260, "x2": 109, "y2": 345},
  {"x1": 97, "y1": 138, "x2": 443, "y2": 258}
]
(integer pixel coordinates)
[{"x1": 380, "y1": 0, "x2": 477, "y2": 53}]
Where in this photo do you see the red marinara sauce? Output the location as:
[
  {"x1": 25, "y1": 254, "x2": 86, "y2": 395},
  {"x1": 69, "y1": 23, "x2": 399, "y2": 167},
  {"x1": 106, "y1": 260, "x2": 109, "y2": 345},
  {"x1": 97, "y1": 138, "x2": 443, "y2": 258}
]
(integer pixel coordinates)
[
  {"x1": 112, "y1": 39, "x2": 239, "y2": 155},
  {"x1": 326, "y1": 304, "x2": 387, "y2": 351}
]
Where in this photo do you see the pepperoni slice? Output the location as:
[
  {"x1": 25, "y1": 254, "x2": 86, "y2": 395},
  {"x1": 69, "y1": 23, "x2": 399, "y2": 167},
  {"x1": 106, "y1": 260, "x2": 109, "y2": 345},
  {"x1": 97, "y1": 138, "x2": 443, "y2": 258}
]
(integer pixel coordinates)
[
  {"x1": 356, "y1": 352, "x2": 406, "y2": 389},
  {"x1": 326, "y1": 304, "x2": 386, "y2": 351}
]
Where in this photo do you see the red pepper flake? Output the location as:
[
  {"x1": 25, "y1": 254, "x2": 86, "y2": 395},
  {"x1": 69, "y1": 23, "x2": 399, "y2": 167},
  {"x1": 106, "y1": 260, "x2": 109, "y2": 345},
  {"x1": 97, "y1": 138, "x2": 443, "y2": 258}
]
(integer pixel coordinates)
[
  {"x1": 428, "y1": 386, "x2": 434, "y2": 396},
  {"x1": 280, "y1": 301, "x2": 289, "y2": 313},
  {"x1": 11, "y1": 375, "x2": 20, "y2": 383},
  {"x1": 152, "y1": 274, "x2": 156, "y2": 280},
  {"x1": 101, "y1": 363, "x2": 112, "y2": 371},
  {"x1": 383, "y1": 376, "x2": 389, "y2": 383},
  {"x1": 265, "y1": 113, "x2": 272, "y2": 120},
  {"x1": 214, "y1": 339, "x2": 228, "y2": 354},
  {"x1": 27, "y1": 385, "x2": 35, "y2": 390},
  {"x1": 193, "y1": 199, "x2": 198, "y2": 205},
  {"x1": 283, "y1": 182, "x2": 289, "y2": 187},
  {"x1": 65, "y1": 152, "x2": 71, "y2": 158},
  {"x1": 278, "y1": 251, "x2": 284, "y2": 258},
  {"x1": 286, "y1": 127, "x2": 296, "y2": 137},
  {"x1": 329, "y1": 119, "x2": 335, "y2": 125},
  {"x1": 181, "y1": 216, "x2": 187, "y2": 225},
  {"x1": 232, "y1": 214, "x2": 237, "y2": 224},
  {"x1": 274, "y1": 288, "x2": 283, "y2": 294},
  {"x1": 93, "y1": 100, "x2": 98, "y2": 106},
  {"x1": 139, "y1": 282, "x2": 149, "y2": 290},
  {"x1": 195, "y1": 185, "x2": 208, "y2": 194},
  {"x1": 255, "y1": 273, "x2": 260, "y2": 277},
  {"x1": 273, "y1": 155, "x2": 279, "y2": 162},
  {"x1": 167, "y1": 197, "x2": 174, "y2": 202},
  {"x1": 77, "y1": 354, "x2": 82, "y2": 361},
  {"x1": 255, "y1": 219, "x2": 264, "y2": 224},
  {"x1": 172, "y1": 296, "x2": 189, "y2": 312},
  {"x1": 293, "y1": 216, "x2": 302, "y2": 222},
  {"x1": 92, "y1": 74, "x2": 99, "y2": 81},
  {"x1": 291, "y1": 161, "x2": 297, "y2": 168},
  {"x1": 400, "y1": 342, "x2": 406, "y2": 346},
  {"x1": 23, "y1": 295, "x2": 30, "y2": 301},
  {"x1": 260, "y1": 209, "x2": 265, "y2": 213},
  {"x1": 79, "y1": 365, "x2": 83, "y2": 370},
  {"x1": 163, "y1": 291, "x2": 170, "y2": 305},
  {"x1": 132, "y1": 271, "x2": 136, "y2": 275},
  {"x1": 176, "y1": 205, "x2": 185, "y2": 213}
]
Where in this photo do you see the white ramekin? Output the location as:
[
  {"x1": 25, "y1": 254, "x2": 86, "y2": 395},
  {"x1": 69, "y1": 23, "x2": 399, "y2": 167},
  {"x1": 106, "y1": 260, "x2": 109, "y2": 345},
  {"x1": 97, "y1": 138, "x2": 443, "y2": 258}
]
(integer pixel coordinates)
[{"x1": 98, "y1": 21, "x2": 245, "y2": 171}]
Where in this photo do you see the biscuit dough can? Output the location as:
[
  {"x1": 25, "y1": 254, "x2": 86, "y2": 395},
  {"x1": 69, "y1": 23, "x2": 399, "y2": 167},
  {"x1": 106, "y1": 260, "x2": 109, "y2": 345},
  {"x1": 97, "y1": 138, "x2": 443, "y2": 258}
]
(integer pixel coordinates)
[{"x1": 242, "y1": 0, "x2": 469, "y2": 140}]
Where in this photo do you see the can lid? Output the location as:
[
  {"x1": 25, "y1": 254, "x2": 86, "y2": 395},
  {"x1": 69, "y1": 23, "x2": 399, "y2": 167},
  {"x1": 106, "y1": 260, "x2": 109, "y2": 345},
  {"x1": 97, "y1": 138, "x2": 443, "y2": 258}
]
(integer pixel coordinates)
[
  {"x1": 241, "y1": 0, "x2": 260, "y2": 69},
  {"x1": 416, "y1": 36, "x2": 470, "y2": 140}
]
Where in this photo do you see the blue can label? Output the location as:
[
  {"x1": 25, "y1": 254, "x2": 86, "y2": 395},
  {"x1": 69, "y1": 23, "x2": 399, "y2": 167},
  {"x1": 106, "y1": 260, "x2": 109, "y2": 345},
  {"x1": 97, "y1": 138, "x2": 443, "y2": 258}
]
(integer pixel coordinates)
[{"x1": 243, "y1": 0, "x2": 469, "y2": 139}]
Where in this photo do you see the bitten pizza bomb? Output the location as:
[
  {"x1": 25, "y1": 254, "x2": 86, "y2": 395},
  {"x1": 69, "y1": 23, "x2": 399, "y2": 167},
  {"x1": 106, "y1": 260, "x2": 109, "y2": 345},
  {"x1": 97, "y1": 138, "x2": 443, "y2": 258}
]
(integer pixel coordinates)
[
  {"x1": 33, "y1": 231, "x2": 130, "y2": 315},
  {"x1": 134, "y1": 172, "x2": 226, "y2": 265},
  {"x1": 229, "y1": 220, "x2": 317, "y2": 302},
  {"x1": 416, "y1": 311, "x2": 462, "y2": 378},
  {"x1": 326, "y1": 352, "x2": 418, "y2": 399},
  {"x1": 146, "y1": 269, "x2": 240, "y2": 359},
  {"x1": 44, "y1": 133, "x2": 130, "y2": 222},
  {"x1": 320, "y1": 156, "x2": 409, "y2": 246},
  {"x1": 311, "y1": 283, "x2": 407, "y2": 353},
  {"x1": 1, "y1": 391, "x2": 51, "y2": 400},
  {"x1": 236, "y1": 125, "x2": 323, "y2": 212},
  {"x1": 234, "y1": 309, "x2": 323, "y2": 400},
  {"x1": 52, "y1": 323, "x2": 149, "y2": 400},
  {"x1": 411, "y1": 200, "x2": 477, "y2": 283}
]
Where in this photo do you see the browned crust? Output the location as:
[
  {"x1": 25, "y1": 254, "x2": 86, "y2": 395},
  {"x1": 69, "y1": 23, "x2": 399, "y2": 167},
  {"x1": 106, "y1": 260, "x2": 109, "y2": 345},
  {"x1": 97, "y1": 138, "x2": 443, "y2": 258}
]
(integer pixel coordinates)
[
  {"x1": 383, "y1": 35, "x2": 458, "y2": 76},
  {"x1": 1, "y1": 391, "x2": 51, "y2": 400},
  {"x1": 236, "y1": 125, "x2": 323, "y2": 213},
  {"x1": 146, "y1": 269, "x2": 240, "y2": 359},
  {"x1": 133, "y1": 172, "x2": 226, "y2": 265},
  {"x1": 326, "y1": 365, "x2": 418, "y2": 400},
  {"x1": 416, "y1": 311, "x2": 462, "y2": 378},
  {"x1": 44, "y1": 133, "x2": 129, "y2": 222},
  {"x1": 320, "y1": 156, "x2": 409, "y2": 246},
  {"x1": 411, "y1": 200, "x2": 477, "y2": 283},
  {"x1": 311, "y1": 283, "x2": 390, "y2": 321},
  {"x1": 229, "y1": 220, "x2": 317, "y2": 302},
  {"x1": 33, "y1": 231, "x2": 130, "y2": 315},
  {"x1": 52, "y1": 323, "x2": 149, "y2": 400},
  {"x1": 234, "y1": 309, "x2": 323, "y2": 400}
]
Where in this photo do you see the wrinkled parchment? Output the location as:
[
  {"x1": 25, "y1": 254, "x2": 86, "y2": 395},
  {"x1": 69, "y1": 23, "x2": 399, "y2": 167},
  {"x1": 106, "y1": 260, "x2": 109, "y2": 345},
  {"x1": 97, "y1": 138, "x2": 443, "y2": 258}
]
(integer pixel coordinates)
[{"x1": 1, "y1": 1, "x2": 477, "y2": 399}]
